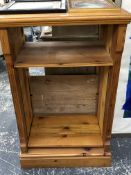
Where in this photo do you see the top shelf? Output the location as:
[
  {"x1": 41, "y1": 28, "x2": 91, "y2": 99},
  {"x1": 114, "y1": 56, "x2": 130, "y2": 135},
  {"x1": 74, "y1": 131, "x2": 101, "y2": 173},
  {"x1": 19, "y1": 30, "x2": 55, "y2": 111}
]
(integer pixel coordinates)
[
  {"x1": 0, "y1": 7, "x2": 131, "y2": 27},
  {"x1": 15, "y1": 41, "x2": 113, "y2": 68}
]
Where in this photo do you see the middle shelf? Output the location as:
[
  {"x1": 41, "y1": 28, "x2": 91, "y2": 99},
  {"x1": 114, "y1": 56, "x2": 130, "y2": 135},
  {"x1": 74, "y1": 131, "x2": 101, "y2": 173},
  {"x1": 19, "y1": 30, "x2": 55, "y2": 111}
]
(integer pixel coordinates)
[{"x1": 15, "y1": 41, "x2": 113, "y2": 68}]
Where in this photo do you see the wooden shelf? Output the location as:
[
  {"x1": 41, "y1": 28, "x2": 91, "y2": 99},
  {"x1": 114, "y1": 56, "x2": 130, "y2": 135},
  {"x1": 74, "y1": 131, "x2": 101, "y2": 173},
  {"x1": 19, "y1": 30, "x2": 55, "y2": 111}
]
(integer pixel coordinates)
[
  {"x1": 30, "y1": 75, "x2": 98, "y2": 115},
  {"x1": 28, "y1": 115, "x2": 103, "y2": 148},
  {"x1": 15, "y1": 41, "x2": 113, "y2": 68}
]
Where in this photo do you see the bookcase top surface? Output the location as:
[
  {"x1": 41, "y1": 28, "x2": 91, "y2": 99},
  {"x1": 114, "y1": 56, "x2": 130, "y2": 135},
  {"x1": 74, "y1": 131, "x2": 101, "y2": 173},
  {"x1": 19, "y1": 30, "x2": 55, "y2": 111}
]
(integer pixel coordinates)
[{"x1": 0, "y1": 0, "x2": 131, "y2": 27}]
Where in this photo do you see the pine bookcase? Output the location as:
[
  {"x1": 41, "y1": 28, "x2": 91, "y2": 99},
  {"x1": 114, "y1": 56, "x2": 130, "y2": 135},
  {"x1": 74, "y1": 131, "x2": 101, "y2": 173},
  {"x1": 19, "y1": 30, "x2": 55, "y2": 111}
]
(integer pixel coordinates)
[{"x1": 0, "y1": 0, "x2": 131, "y2": 168}]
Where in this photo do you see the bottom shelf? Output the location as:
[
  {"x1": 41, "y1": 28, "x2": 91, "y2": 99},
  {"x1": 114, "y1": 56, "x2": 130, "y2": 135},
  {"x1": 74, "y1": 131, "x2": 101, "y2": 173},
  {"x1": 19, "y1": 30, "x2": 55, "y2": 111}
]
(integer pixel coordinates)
[
  {"x1": 28, "y1": 115, "x2": 103, "y2": 148},
  {"x1": 22, "y1": 115, "x2": 109, "y2": 168}
]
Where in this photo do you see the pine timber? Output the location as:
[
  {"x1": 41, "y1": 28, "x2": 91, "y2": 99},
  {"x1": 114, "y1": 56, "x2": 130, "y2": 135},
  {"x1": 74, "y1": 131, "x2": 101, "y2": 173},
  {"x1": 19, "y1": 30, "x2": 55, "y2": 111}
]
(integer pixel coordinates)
[
  {"x1": 15, "y1": 41, "x2": 113, "y2": 68},
  {"x1": 0, "y1": 0, "x2": 131, "y2": 168},
  {"x1": 30, "y1": 75, "x2": 98, "y2": 115},
  {"x1": 28, "y1": 115, "x2": 103, "y2": 148}
]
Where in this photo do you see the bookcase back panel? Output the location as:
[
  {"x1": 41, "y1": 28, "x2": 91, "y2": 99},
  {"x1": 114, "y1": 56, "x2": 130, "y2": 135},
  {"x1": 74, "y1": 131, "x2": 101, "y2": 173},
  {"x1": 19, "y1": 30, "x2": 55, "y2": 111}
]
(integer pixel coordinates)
[{"x1": 30, "y1": 75, "x2": 98, "y2": 115}]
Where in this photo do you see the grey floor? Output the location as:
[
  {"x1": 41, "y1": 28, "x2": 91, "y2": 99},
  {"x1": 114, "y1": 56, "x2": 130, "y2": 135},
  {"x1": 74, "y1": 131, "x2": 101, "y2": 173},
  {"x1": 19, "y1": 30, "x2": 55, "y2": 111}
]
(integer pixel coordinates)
[{"x1": 0, "y1": 57, "x2": 131, "y2": 175}]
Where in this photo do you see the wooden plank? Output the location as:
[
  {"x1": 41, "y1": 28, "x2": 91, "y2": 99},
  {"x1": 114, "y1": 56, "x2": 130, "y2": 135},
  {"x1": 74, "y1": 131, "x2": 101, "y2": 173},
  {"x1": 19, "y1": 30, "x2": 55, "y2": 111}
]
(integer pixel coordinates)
[
  {"x1": 30, "y1": 75, "x2": 98, "y2": 115},
  {"x1": 20, "y1": 154, "x2": 111, "y2": 168},
  {"x1": 8, "y1": 28, "x2": 25, "y2": 56},
  {"x1": 33, "y1": 104, "x2": 97, "y2": 115},
  {"x1": 31, "y1": 115, "x2": 100, "y2": 136},
  {"x1": 18, "y1": 69, "x2": 33, "y2": 136},
  {"x1": 15, "y1": 41, "x2": 113, "y2": 68},
  {"x1": 30, "y1": 75, "x2": 98, "y2": 93},
  {"x1": 0, "y1": 29, "x2": 28, "y2": 152},
  {"x1": 4, "y1": 55, "x2": 28, "y2": 152},
  {"x1": 28, "y1": 135, "x2": 103, "y2": 148},
  {"x1": 0, "y1": 28, "x2": 24, "y2": 55},
  {"x1": 28, "y1": 115, "x2": 102, "y2": 148},
  {"x1": 28, "y1": 147, "x2": 104, "y2": 157},
  {"x1": 103, "y1": 24, "x2": 127, "y2": 146},
  {"x1": 0, "y1": 29, "x2": 11, "y2": 54},
  {"x1": 105, "y1": 25, "x2": 113, "y2": 53},
  {"x1": 0, "y1": 8, "x2": 130, "y2": 28},
  {"x1": 97, "y1": 67, "x2": 109, "y2": 133},
  {"x1": 104, "y1": 139, "x2": 111, "y2": 154},
  {"x1": 116, "y1": 25, "x2": 127, "y2": 52},
  {"x1": 34, "y1": 115, "x2": 99, "y2": 125}
]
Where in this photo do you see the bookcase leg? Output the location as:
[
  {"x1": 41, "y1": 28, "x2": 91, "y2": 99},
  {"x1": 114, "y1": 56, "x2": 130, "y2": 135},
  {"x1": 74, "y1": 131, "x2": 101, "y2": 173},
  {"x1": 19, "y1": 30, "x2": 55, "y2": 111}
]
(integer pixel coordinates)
[
  {"x1": 103, "y1": 24, "x2": 127, "y2": 151},
  {"x1": 5, "y1": 58, "x2": 28, "y2": 152},
  {"x1": 0, "y1": 28, "x2": 29, "y2": 152}
]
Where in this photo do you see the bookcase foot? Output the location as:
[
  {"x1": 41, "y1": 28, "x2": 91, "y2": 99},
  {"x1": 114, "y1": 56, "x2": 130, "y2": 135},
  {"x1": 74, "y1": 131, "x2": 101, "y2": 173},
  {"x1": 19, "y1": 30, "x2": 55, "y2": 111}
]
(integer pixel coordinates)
[{"x1": 20, "y1": 153, "x2": 112, "y2": 168}]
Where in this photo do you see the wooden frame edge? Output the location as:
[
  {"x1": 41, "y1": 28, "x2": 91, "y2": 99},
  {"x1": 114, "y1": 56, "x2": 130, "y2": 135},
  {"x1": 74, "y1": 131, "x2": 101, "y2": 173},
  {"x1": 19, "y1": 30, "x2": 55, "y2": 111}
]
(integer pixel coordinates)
[{"x1": 20, "y1": 154, "x2": 111, "y2": 168}]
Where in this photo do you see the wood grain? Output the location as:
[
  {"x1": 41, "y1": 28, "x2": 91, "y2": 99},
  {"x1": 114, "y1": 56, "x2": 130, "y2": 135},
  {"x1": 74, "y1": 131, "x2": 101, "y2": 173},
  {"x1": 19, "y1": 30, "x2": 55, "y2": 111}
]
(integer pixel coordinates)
[
  {"x1": 27, "y1": 147, "x2": 104, "y2": 157},
  {"x1": 97, "y1": 67, "x2": 109, "y2": 134},
  {"x1": 0, "y1": 29, "x2": 28, "y2": 152},
  {"x1": 103, "y1": 24, "x2": 127, "y2": 146},
  {"x1": 30, "y1": 75, "x2": 98, "y2": 115},
  {"x1": 8, "y1": 28, "x2": 25, "y2": 56},
  {"x1": 0, "y1": 29, "x2": 11, "y2": 54},
  {"x1": 20, "y1": 154, "x2": 111, "y2": 168},
  {"x1": 116, "y1": 25, "x2": 127, "y2": 52},
  {"x1": 0, "y1": 4, "x2": 130, "y2": 167},
  {"x1": 0, "y1": 8, "x2": 131, "y2": 28},
  {"x1": 4, "y1": 55, "x2": 28, "y2": 152},
  {"x1": 18, "y1": 69, "x2": 33, "y2": 136},
  {"x1": 0, "y1": 28, "x2": 24, "y2": 55},
  {"x1": 31, "y1": 115, "x2": 100, "y2": 136},
  {"x1": 28, "y1": 134, "x2": 103, "y2": 148},
  {"x1": 15, "y1": 41, "x2": 113, "y2": 68},
  {"x1": 28, "y1": 115, "x2": 103, "y2": 148}
]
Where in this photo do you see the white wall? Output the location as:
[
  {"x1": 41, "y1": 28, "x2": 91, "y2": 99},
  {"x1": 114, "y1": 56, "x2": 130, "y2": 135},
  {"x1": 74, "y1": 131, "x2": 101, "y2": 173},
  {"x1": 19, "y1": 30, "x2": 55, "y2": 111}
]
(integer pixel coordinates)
[
  {"x1": 112, "y1": 0, "x2": 131, "y2": 133},
  {"x1": 122, "y1": 0, "x2": 131, "y2": 11}
]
